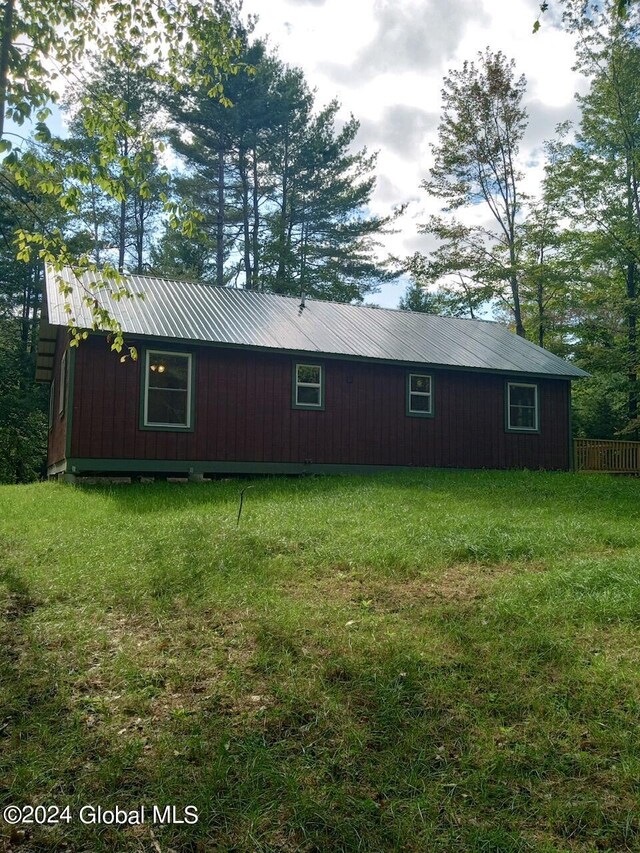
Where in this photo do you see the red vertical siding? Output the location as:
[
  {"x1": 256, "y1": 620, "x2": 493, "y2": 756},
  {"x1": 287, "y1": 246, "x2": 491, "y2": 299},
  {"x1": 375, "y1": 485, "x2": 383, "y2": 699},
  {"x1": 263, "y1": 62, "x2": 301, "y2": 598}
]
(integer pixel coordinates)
[{"x1": 70, "y1": 337, "x2": 572, "y2": 471}]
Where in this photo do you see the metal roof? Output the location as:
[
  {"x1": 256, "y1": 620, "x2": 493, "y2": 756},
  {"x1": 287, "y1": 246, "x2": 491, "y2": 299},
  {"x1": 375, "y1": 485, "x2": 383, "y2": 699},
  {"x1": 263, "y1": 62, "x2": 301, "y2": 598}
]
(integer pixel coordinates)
[{"x1": 43, "y1": 266, "x2": 588, "y2": 379}]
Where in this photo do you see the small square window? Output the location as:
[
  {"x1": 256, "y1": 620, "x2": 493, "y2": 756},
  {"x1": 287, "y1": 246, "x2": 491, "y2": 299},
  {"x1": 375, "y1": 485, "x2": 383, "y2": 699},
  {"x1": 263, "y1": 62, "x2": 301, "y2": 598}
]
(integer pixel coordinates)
[
  {"x1": 507, "y1": 382, "x2": 539, "y2": 431},
  {"x1": 407, "y1": 373, "x2": 433, "y2": 417},
  {"x1": 294, "y1": 363, "x2": 324, "y2": 409}
]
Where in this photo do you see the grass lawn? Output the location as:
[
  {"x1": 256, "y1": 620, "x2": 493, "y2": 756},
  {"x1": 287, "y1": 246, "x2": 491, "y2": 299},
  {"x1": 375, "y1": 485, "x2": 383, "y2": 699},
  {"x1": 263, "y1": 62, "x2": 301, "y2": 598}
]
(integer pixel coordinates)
[{"x1": 2, "y1": 470, "x2": 640, "y2": 852}]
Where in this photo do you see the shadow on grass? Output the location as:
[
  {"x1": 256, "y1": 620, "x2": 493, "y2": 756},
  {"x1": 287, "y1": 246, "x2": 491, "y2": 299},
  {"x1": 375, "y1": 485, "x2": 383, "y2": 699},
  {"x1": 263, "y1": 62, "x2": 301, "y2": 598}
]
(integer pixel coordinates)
[
  {"x1": 85, "y1": 468, "x2": 640, "y2": 527},
  {"x1": 0, "y1": 569, "x2": 164, "y2": 853},
  {"x1": 141, "y1": 600, "x2": 640, "y2": 852},
  {"x1": 3, "y1": 557, "x2": 640, "y2": 851},
  {"x1": 81, "y1": 472, "x2": 344, "y2": 516},
  {"x1": 76, "y1": 479, "x2": 241, "y2": 516}
]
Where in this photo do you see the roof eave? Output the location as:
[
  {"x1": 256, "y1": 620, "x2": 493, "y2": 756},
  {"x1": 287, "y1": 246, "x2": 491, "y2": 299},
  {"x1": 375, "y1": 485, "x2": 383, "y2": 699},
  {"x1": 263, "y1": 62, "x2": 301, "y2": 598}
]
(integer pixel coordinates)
[{"x1": 68, "y1": 327, "x2": 590, "y2": 380}]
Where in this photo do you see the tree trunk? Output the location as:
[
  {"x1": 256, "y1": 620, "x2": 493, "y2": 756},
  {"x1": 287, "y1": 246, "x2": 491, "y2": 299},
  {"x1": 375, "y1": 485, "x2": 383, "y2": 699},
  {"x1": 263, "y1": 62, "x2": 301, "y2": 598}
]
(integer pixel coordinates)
[
  {"x1": 0, "y1": 0, "x2": 14, "y2": 142},
  {"x1": 252, "y1": 148, "x2": 260, "y2": 290},
  {"x1": 118, "y1": 135, "x2": 128, "y2": 273},
  {"x1": 21, "y1": 275, "x2": 31, "y2": 349},
  {"x1": 509, "y1": 240, "x2": 525, "y2": 337},
  {"x1": 627, "y1": 259, "x2": 638, "y2": 432},
  {"x1": 238, "y1": 147, "x2": 252, "y2": 289},
  {"x1": 537, "y1": 281, "x2": 544, "y2": 348},
  {"x1": 136, "y1": 196, "x2": 144, "y2": 274},
  {"x1": 299, "y1": 205, "x2": 308, "y2": 294},
  {"x1": 216, "y1": 148, "x2": 225, "y2": 287},
  {"x1": 30, "y1": 265, "x2": 41, "y2": 354},
  {"x1": 626, "y1": 160, "x2": 638, "y2": 435},
  {"x1": 537, "y1": 243, "x2": 545, "y2": 349},
  {"x1": 118, "y1": 198, "x2": 126, "y2": 272},
  {"x1": 275, "y1": 132, "x2": 289, "y2": 292},
  {"x1": 90, "y1": 180, "x2": 101, "y2": 265}
]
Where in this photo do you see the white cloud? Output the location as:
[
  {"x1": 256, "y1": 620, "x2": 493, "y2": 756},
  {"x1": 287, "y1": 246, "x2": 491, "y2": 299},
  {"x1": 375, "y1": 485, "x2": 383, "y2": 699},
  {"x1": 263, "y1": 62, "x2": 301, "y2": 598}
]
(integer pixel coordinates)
[
  {"x1": 321, "y1": 0, "x2": 489, "y2": 81},
  {"x1": 250, "y1": 0, "x2": 585, "y2": 307},
  {"x1": 357, "y1": 105, "x2": 437, "y2": 158}
]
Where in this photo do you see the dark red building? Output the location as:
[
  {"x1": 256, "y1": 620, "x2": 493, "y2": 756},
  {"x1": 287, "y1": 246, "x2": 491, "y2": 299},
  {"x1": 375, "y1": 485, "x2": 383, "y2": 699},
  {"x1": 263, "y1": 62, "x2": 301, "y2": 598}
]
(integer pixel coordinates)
[{"x1": 38, "y1": 268, "x2": 587, "y2": 480}]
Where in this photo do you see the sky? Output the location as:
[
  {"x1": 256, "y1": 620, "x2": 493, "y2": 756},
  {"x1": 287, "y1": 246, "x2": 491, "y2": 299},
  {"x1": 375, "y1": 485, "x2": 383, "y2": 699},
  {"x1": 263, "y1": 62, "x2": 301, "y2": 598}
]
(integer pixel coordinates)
[{"x1": 251, "y1": 0, "x2": 585, "y2": 307}]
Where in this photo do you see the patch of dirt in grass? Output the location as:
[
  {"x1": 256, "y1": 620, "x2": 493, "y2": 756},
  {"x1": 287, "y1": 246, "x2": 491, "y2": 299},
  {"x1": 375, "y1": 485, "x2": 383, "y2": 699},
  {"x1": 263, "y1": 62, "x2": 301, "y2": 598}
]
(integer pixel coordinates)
[
  {"x1": 287, "y1": 561, "x2": 547, "y2": 612},
  {"x1": 225, "y1": 689, "x2": 274, "y2": 720},
  {"x1": 63, "y1": 611, "x2": 272, "y2": 750},
  {"x1": 580, "y1": 624, "x2": 640, "y2": 667}
]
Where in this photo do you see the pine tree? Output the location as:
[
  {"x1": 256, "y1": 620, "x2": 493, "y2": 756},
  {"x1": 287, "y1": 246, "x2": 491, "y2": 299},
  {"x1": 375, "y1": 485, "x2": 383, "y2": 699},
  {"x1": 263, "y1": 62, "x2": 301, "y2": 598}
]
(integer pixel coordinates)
[{"x1": 158, "y1": 32, "x2": 396, "y2": 301}]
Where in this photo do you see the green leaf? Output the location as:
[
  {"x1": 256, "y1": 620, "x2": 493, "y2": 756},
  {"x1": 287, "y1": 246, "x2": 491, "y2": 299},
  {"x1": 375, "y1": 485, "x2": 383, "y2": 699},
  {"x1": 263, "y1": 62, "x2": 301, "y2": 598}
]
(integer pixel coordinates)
[{"x1": 34, "y1": 122, "x2": 52, "y2": 143}]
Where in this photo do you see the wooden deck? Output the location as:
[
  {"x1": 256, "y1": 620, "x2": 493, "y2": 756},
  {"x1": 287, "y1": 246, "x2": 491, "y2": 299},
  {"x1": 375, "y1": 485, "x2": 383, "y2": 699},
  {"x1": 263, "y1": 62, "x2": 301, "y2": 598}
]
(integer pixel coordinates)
[{"x1": 574, "y1": 438, "x2": 640, "y2": 473}]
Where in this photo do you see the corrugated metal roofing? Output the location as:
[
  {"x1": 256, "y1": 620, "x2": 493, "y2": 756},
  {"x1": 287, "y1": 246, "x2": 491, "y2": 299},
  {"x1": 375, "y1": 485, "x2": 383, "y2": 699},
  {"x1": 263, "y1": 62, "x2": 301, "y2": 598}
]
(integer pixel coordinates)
[{"x1": 44, "y1": 266, "x2": 589, "y2": 378}]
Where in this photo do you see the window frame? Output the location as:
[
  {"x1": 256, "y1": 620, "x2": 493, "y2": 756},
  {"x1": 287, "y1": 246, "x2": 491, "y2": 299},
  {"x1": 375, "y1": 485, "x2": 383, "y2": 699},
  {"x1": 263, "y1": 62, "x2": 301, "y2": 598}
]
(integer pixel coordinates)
[
  {"x1": 406, "y1": 372, "x2": 435, "y2": 418},
  {"x1": 140, "y1": 348, "x2": 195, "y2": 432},
  {"x1": 505, "y1": 381, "x2": 540, "y2": 433},
  {"x1": 292, "y1": 362, "x2": 325, "y2": 411}
]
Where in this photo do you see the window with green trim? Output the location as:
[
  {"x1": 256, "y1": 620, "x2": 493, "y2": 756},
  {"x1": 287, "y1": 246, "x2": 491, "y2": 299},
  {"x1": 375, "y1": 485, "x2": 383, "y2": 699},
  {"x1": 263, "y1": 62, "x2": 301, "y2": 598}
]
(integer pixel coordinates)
[
  {"x1": 143, "y1": 350, "x2": 193, "y2": 428},
  {"x1": 507, "y1": 382, "x2": 538, "y2": 431},
  {"x1": 408, "y1": 373, "x2": 433, "y2": 415},
  {"x1": 294, "y1": 363, "x2": 323, "y2": 408}
]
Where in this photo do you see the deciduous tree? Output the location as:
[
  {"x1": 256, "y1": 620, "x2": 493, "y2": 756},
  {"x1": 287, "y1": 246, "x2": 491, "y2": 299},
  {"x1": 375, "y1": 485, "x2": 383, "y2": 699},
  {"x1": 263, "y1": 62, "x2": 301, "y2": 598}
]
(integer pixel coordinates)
[
  {"x1": 420, "y1": 49, "x2": 529, "y2": 335},
  {"x1": 0, "y1": 0, "x2": 242, "y2": 349}
]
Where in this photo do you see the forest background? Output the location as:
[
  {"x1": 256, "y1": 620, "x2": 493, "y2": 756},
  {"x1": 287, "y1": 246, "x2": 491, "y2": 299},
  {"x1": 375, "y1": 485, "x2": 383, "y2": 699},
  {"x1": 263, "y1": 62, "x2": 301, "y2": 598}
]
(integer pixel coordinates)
[{"x1": 1, "y1": 0, "x2": 638, "y2": 482}]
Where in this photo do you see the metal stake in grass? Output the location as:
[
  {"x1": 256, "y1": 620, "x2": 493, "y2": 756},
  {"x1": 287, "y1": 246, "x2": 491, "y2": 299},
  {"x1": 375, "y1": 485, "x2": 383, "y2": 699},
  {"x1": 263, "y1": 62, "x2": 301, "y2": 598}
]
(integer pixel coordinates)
[{"x1": 236, "y1": 486, "x2": 254, "y2": 528}]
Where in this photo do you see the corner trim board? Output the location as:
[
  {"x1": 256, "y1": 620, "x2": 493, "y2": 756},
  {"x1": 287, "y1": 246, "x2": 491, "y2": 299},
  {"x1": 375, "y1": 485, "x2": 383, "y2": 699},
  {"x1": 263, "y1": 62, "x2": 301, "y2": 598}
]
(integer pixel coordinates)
[{"x1": 64, "y1": 345, "x2": 76, "y2": 459}]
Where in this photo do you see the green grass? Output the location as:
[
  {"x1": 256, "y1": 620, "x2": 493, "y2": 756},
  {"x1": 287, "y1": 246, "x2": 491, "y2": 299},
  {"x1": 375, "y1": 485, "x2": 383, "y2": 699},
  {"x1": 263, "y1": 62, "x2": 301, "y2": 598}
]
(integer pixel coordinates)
[{"x1": 2, "y1": 469, "x2": 640, "y2": 851}]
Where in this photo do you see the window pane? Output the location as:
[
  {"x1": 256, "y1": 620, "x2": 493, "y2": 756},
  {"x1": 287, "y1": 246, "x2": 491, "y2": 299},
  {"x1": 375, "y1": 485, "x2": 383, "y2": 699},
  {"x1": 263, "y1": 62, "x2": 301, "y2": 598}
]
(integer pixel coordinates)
[
  {"x1": 509, "y1": 385, "x2": 535, "y2": 407},
  {"x1": 410, "y1": 375, "x2": 431, "y2": 394},
  {"x1": 510, "y1": 405, "x2": 536, "y2": 429},
  {"x1": 148, "y1": 354, "x2": 189, "y2": 390},
  {"x1": 297, "y1": 365, "x2": 320, "y2": 385},
  {"x1": 410, "y1": 393, "x2": 431, "y2": 413},
  {"x1": 147, "y1": 388, "x2": 189, "y2": 425},
  {"x1": 297, "y1": 385, "x2": 321, "y2": 405}
]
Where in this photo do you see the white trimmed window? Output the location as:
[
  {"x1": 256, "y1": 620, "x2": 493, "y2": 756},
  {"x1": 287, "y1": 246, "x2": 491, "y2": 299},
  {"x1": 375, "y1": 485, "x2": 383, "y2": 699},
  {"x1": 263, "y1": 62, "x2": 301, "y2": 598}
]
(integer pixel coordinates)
[
  {"x1": 507, "y1": 382, "x2": 538, "y2": 431},
  {"x1": 294, "y1": 364, "x2": 323, "y2": 408},
  {"x1": 408, "y1": 373, "x2": 433, "y2": 415},
  {"x1": 143, "y1": 350, "x2": 193, "y2": 429},
  {"x1": 59, "y1": 351, "x2": 67, "y2": 416}
]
